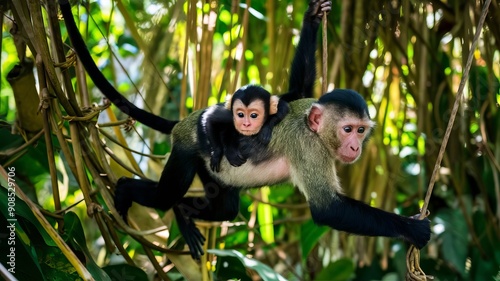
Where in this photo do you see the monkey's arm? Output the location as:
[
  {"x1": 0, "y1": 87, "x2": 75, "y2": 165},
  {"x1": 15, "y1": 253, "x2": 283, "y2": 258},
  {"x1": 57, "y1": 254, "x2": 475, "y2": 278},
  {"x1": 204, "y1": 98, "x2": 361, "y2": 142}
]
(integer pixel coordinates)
[
  {"x1": 297, "y1": 166, "x2": 431, "y2": 248},
  {"x1": 258, "y1": 100, "x2": 290, "y2": 144},
  {"x1": 309, "y1": 193, "x2": 431, "y2": 249},
  {"x1": 281, "y1": 0, "x2": 331, "y2": 102},
  {"x1": 203, "y1": 107, "x2": 234, "y2": 172},
  {"x1": 222, "y1": 130, "x2": 247, "y2": 167}
]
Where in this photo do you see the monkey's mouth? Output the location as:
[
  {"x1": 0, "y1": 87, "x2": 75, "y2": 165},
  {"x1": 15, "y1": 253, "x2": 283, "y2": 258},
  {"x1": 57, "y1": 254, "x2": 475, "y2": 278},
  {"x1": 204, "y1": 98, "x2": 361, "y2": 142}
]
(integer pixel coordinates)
[
  {"x1": 339, "y1": 154, "x2": 358, "y2": 163},
  {"x1": 240, "y1": 130, "x2": 257, "y2": 136}
]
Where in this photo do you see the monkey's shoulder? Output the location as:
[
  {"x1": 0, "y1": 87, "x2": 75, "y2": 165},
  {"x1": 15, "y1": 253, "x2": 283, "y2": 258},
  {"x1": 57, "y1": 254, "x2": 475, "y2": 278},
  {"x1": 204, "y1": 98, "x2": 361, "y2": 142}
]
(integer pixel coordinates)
[
  {"x1": 274, "y1": 98, "x2": 316, "y2": 128},
  {"x1": 288, "y1": 98, "x2": 317, "y2": 113},
  {"x1": 264, "y1": 98, "x2": 312, "y2": 148},
  {"x1": 171, "y1": 109, "x2": 203, "y2": 146}
]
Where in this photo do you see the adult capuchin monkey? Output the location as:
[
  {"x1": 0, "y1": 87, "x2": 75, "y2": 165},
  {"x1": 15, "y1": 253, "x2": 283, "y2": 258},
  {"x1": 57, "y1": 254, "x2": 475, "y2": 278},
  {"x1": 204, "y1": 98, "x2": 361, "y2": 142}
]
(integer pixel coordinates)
[
  {"x1": 200, "y1": 85, "x2": 289, "y2": 172},
  {"x1": 59, "y1": 0, "x2": 430, "y2": 260}
]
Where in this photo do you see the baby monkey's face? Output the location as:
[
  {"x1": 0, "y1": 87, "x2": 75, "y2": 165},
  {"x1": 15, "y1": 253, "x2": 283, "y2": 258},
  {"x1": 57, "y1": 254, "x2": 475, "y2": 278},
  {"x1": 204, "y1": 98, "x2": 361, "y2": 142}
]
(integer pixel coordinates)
[{"x1": 232, "y1": 99, "x2": 266, "y2": 136}]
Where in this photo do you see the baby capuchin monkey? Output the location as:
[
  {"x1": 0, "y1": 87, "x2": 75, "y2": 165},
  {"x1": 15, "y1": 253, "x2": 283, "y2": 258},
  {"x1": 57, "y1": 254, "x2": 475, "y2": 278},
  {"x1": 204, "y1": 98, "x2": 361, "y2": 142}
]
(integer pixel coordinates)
[{"x1": 199, "y1": 85, "x2": 289, "y2": 172}]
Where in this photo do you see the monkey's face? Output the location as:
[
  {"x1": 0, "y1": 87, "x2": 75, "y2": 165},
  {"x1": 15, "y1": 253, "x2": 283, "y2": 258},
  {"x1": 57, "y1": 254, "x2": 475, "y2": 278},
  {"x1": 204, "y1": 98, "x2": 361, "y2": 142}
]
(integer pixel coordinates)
[
  {"x1": 232, "y1": 100, "x2": 266, "y2": 136},
  {"x1": 335, "y1": 116, "x2": 372, "y2": 163},
  {"x1": 308, "y1": 104, "x2": 373, "y2": 163}
]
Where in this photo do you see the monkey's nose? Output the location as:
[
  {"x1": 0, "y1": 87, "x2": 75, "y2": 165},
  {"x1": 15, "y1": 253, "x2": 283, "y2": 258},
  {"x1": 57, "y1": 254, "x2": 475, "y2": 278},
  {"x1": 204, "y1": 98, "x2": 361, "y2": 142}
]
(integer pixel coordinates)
[{"x1": 350, "y1": 146, "x2": 359, "y2": 152}]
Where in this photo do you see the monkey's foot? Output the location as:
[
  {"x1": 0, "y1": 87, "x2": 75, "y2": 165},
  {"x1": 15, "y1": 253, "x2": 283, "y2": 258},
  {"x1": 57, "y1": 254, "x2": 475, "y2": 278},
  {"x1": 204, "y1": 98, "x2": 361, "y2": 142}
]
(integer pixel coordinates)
[{"x1": 174, "y1": 206, "x2": 206, "y2": 259}]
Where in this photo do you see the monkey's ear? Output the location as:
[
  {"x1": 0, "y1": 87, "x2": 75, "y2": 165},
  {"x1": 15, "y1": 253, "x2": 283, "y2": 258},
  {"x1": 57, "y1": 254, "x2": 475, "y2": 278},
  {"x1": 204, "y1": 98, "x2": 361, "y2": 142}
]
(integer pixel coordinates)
[
  {"x1": 269, "y1": 95, "x2": 279, "y2": 115},
  {"x1": 224, "y1": 94, "x2": 233, "y2": 110},
  {"x1": 308, "y1": 104, "x2": 323, "y2": 132}
]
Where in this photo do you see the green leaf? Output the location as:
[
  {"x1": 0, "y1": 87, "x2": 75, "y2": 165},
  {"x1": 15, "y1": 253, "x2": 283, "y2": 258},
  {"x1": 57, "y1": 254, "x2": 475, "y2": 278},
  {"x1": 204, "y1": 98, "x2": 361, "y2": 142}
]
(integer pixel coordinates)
[
  {"x1": 300, "y1": 219, "x2": 329, "y2": 260},
  {"x1": 0, "y1": 211, "x2": 46, "y2": 280},
  {"x1": 315, "y1": 258, "x2": 355, "y2": 281},
  {"x1": 435, "y1": 208, "x2": 468, "y2": 277},
  {"x1": 103, "y1": 264, "x2": 149, "y2": 281},
  {"x1": 208, "y1": 249, "x2": 286, "y2": 281},
  {"x1": 0, "y1": 184, "x2": 56, "y2": 246},
  {"x1": 469, "y1": 65, "x2": 499, "y2": 112},
  {"x1": 212, "y1": 255, "x2": 252, "y2": 281},
  {"x1": 381, "y1": 272, "x2": 401, "y2": 281},
  {"x1": 471, "y1": 210, "x2": 499, "y2": 259},
  {"x1": 64, "y1": 212, "x2": 112, "y2": 281},
  {"x1": 469, "y1": 247, "x2": 497, "y2": 281},
  {"x1": 37, "y1": 245, "x2": 81, "y2": 281}
]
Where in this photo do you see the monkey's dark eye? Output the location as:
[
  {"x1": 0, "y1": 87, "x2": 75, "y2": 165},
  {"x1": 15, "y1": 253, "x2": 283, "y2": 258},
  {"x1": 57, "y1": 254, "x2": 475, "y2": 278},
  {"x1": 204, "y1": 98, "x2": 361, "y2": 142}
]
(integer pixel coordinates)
[
  {"x1": 237, "y1": 112, "x2": 244, "y2": 118},
  {"x1": 358, "y1": 127, "x2": 365, "y2": 133},
  {"x1": 250, "y1": 113, "x2": 258, "y2": 119},
  {"x1": 343, "y1": 126, "x2": 352, "y2": 133}
]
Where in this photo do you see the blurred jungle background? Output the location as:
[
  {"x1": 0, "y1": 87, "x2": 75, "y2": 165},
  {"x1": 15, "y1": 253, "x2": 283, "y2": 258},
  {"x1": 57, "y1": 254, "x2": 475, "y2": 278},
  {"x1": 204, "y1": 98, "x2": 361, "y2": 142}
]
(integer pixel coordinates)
[{"x1": 0, "y1": 0, "x2": 499, "y2": 280}]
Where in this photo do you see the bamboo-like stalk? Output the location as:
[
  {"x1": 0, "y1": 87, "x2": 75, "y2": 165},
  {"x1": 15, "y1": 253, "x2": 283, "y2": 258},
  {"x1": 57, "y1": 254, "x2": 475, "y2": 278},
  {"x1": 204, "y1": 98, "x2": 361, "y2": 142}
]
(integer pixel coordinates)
[
  {"x1": 231, "y1": 0, "x2": 251, "y2": 94},
  {"x1": 69, "y1": 122, "x2": 94, "y2": 207},
  {"x1": 322, "y1": 14, "x2": 328, "y2": 93},
  {"x1": 48, "y1": 113, "x2": 78, "y2": 177},
  {"x1": 0, "y1": 167, "x2": 95, "y2": 281},
  {"x1": 46, "y1": 0, "x2": 81, "y2": 112},
  {"x1": 25, "y1": 0, "x2": 80, "y2": 116},
  {"x1": 104, "y1": 107, "x2": 144, "y2": 173},
  {"x1": 35, "y1": 56, "x2": 63, "y2": 223},
  {"x1": 195, "y1": 2, "x2": 217, "y2": 110},
  {"x1": 266, "y1": 0, "x2": 275, "y2": 91},
  {"x1": 102, "y1": 214, "x2": 137, "y2": 265}
]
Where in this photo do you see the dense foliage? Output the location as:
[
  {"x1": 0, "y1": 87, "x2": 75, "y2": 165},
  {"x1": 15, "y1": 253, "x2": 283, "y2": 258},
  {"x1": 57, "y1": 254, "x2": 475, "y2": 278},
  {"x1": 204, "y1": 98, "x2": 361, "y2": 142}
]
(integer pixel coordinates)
[{"x1": 0, "y1": 0, "x2": 499, "y2": 280}]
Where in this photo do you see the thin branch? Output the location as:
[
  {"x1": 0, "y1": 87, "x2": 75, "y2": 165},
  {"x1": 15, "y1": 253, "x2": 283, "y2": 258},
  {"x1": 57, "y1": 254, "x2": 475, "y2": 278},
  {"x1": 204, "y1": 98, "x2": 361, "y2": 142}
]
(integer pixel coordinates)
[{"x1": 420, "y1": 0, "x2": 491, "y2": 218}]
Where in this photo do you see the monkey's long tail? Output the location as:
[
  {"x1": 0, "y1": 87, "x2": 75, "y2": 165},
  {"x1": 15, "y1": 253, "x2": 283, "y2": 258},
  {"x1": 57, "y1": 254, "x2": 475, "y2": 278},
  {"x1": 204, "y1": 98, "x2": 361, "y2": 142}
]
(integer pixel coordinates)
[{"x1": 59, "y1": 0, "x2": 178, "y2": 135}]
